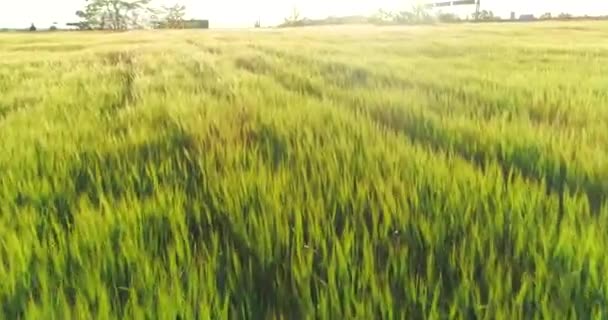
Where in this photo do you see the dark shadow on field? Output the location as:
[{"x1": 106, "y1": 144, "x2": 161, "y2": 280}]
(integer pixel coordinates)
[
  {"x1": 186, "y1": 198, "x2": 305, "y2": 319},
  {"x1": 249, "y1": 45, "x2": 505, "y2": 111},
  {"x1": 362, "y1": 103, "x2": 606, "y2": 214},
  {"x1": 246, "y1": 45, "x2": 606, "y2": 214},
  {"x1": 251, "y1": 44, "x2": 607, "y2": 129},
  {"x1": 5, "y1": 105, "x2": 604, "y2": 317},
  {"x1": 5, "y1": 114, "x2": 315, "y2": 318},
  {"x1": 5, "y1": 117, "x2": 199, "y2": 317},
  {"x1": 185, "y1": 39, "x2": 223, "y2": 55},
  {"x1": 318, "y1": 61, "x2": 370, "y2": 88},
  {"x1": 235, "y1": 55, "x2": 271, "y2": 74},
  {"x1": 99, "y1": 51, "x2": 138, "y2": 116},
  {"x1": 10, "y1": 117, "x2": 195, "y2": 227},
  {"x1": 0, "y1": 97, "x2": 38, "y2": 121},
  {"x1": 185, "y1": 59, "x2": 237, "y2": 101},
  {"x1": 234, "y1": 54, "x2": 324, "y2": 99},
  {"x1": 247, "y1": 45, "x2": 373, "y2": 90}
]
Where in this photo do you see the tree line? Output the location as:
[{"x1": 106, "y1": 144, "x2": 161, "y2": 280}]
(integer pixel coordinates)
[
  {"x1": 16, "y1": 1, "x2": 189, "y2": 31},
  {"x1": 280, "y1": 4, "x2": 588, "y2": 28},
  {"x1": 280, "y1": 4, "x2": 488, "y2": 27},
  {"x1": 15, "y1": 0, "x2": 593, "y2": 32},
  {"x1": 71, "y1": 0, "x2": 188, "y2": 30}
]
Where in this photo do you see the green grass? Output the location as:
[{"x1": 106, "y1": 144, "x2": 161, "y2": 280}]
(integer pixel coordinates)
[{"x1": 1, "y1": 22, "x2": 608, "y2": 318}]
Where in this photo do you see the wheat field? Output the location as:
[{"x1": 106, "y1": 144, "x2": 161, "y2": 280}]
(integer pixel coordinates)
[{"x1": 1, "y1": 22, "x2": 608, "y2": 318}]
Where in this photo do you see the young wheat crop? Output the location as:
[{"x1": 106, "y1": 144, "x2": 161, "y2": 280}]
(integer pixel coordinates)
[{"x1": 1, "y1": 22, "x2": 607, "y2": 318}]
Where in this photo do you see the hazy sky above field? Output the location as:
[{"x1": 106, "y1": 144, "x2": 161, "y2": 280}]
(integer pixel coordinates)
[{"x1": 2, "y1": 0, "x2": 608, "y2": 28}]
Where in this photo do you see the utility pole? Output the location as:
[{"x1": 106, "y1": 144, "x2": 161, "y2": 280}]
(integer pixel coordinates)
[{"x1": 475, "y1": 0, "x2": 481, "y2": 21}]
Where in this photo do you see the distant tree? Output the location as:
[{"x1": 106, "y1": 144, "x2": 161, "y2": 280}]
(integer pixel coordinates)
[
  {"x1": 477, "y1": 10, "x2": 498, "y2": 21},
  {"x1": 411, "y1": 3, "x2": 430, "y2": 21},
  {"x1": 380, "y1": 9, "x2": 396, "y2": 21},
  {"x1": 75, "y1": 4, "x2": 99, "y2": 29},
  {"x1": 472, "y1": 10, "x2": 479, "y2": 20},
  {"x1": 75, "y1": 0, "x2": 154, "y2": 30},
  {"x1": 29, "y1": 23, "x2": 37, "y2": 31},
  {"x1": 283, "y1": 7, "x2": 303, "y2": 26},
  {"x1": 254, "y1": 19, "x2": 261, "y2": 28},
  {"x1": 371, "y1": 6, "x2": 433, "y2": 25},
  {"x1": 160, "y1": 3, "x2": 186, "y2": 29},
  {"x1": 50, "y1": 25, "x2": 58, "y2": 31},
  {"x1": 394, "y1": 10, "x2": 417, "y2": 23},
  {"x1": 540, "y1": 12, "x2": 552, "y2": 20},
  {"x1": 290, "y1": 7, "x2": 301, "y2": 22},
  {"x1": 370, "y1": 9, "x2": 395, "y2": 24},
  {"x1": 437, "y1": 12, "x2": 461, "y2": 23},
  {"x1": 558, "y1": 12, "x2": 573, "y2": 19}
]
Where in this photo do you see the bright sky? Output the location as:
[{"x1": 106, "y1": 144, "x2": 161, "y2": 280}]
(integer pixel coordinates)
[{"x1": 1, "y1": 0, "x2": 608, "y2": 28}]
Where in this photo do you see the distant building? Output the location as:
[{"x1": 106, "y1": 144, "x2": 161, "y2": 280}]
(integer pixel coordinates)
[
  {"x1": 519, "y1": 14, "x2": 536, "y2": 21},
  {"x1": 153, "y1": 19, "x2": 209, "y2": 29},
  {"x1": 183, "y1": 19, "x2": 209, "y2": 29},
  {"x1": 510, "y1": 12, "x2": 516, "y2": 20}
]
